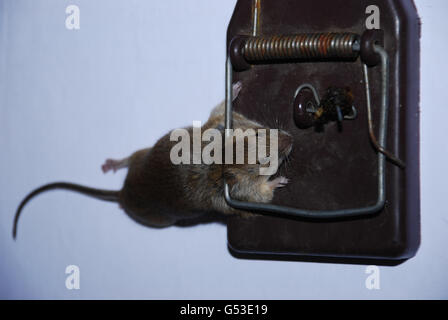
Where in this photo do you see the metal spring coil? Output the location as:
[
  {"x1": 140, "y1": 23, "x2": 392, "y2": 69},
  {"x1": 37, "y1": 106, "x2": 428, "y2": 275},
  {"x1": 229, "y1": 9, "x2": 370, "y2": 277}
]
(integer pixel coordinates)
[{"x1": 242, "y1": 33, "x2": 360, "y2": 62}]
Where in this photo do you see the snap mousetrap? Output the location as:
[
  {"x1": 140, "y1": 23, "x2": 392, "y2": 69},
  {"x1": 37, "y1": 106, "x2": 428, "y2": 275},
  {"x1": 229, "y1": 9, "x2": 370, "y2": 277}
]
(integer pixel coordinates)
[{"x1": 225, "y1": 0, "x2": 420, "y2": 263}]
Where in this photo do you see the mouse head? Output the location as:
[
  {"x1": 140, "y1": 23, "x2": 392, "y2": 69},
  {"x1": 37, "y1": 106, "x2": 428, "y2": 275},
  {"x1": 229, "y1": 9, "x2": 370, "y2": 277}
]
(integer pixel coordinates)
[{"x1": 206, "y1": 111, "x2": 293, "y2": 179}]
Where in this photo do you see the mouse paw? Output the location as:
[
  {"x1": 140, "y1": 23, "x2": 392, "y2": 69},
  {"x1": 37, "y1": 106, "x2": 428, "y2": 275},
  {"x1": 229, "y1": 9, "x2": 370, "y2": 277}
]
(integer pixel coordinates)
[
  {"x1": 268, "y1": 176, "x2": 289, "y2": 190},
  {"x1": 102, "y1": 159, "x2": 125, "y2": 174},
  {"x1": 238, "y1": 211, "x2": 258, "y2": 220},
  {"x1": 232, "y1": 81, "x2": 243, "y2": 101}
]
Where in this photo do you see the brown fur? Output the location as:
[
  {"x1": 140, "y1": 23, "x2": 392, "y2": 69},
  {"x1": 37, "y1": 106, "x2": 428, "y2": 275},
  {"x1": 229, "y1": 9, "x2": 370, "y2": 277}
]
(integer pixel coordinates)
[
  {"x1": 13, "y1": 99, "x2": 293, "y2": 238},
  {"x1": 118, "y1": 104, "x2": 293, "y2": 228}
]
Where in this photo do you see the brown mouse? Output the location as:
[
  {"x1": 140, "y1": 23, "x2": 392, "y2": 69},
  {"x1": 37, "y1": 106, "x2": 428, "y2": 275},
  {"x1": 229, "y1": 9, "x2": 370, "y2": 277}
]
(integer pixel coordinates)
[{"x1": 12, "y1": 82, "x2": 293, "y2": 238}]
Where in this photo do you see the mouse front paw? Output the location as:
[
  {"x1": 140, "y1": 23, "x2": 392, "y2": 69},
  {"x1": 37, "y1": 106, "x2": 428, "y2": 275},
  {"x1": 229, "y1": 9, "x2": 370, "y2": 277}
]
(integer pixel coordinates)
[
  {"x1": 238, "y1": 211, "x2": 258, "y2": 220},
  {"x1": 268, "y1": 176, "x2": 289, "y2": 190}
]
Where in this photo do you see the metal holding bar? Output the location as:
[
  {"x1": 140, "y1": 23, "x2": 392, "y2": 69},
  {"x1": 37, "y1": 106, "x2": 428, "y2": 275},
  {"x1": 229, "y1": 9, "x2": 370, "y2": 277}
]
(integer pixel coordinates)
[
  {"x1": 223, "y1": 42, "x2": 392, "y2": 219},
  {"x1": 364, "y1": 48, "x2": 406, "y2": 169}
]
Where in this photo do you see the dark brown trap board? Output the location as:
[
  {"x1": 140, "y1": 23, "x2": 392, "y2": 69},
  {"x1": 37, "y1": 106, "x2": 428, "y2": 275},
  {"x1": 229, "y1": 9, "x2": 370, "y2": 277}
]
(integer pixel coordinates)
[{"x1": 226, "y1": 0, "x2": 420, "y2": 263}]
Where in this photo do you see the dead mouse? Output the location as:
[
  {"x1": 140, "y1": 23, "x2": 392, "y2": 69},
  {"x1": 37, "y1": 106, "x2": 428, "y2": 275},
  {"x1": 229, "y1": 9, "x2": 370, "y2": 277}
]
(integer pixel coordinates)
[{"x1": 12, "y1": 82, "x2": 293, "y2": 239}]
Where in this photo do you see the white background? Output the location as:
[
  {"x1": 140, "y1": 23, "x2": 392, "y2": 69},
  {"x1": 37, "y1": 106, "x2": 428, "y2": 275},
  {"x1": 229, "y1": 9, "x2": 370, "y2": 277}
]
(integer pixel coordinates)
[{"x1": 0, "y1": 0, "x2": 447, "y2": 299}]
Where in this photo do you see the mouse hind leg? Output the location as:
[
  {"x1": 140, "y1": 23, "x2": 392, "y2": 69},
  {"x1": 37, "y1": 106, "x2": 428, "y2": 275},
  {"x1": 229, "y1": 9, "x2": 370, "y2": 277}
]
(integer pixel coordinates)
[
  {"x1": 102, "y1": 157, "x2": 130, "y2": 173},
  {"x1": 102, "y1": 148, "x2": 152, "y2": 174}
]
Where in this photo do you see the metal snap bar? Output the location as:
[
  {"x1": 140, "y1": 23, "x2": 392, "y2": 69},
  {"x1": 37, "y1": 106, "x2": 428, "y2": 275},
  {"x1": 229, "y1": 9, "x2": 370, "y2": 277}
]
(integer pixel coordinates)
[{"x1": 224, "y1": 31, "x2": 403, "y2": 219}]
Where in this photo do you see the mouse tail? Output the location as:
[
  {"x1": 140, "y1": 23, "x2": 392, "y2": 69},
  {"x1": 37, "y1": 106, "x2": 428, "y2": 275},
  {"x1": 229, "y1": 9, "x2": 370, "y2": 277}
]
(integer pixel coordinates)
[{"x1": 13, "y1": 182, "x2": 120, "y2": 240}]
